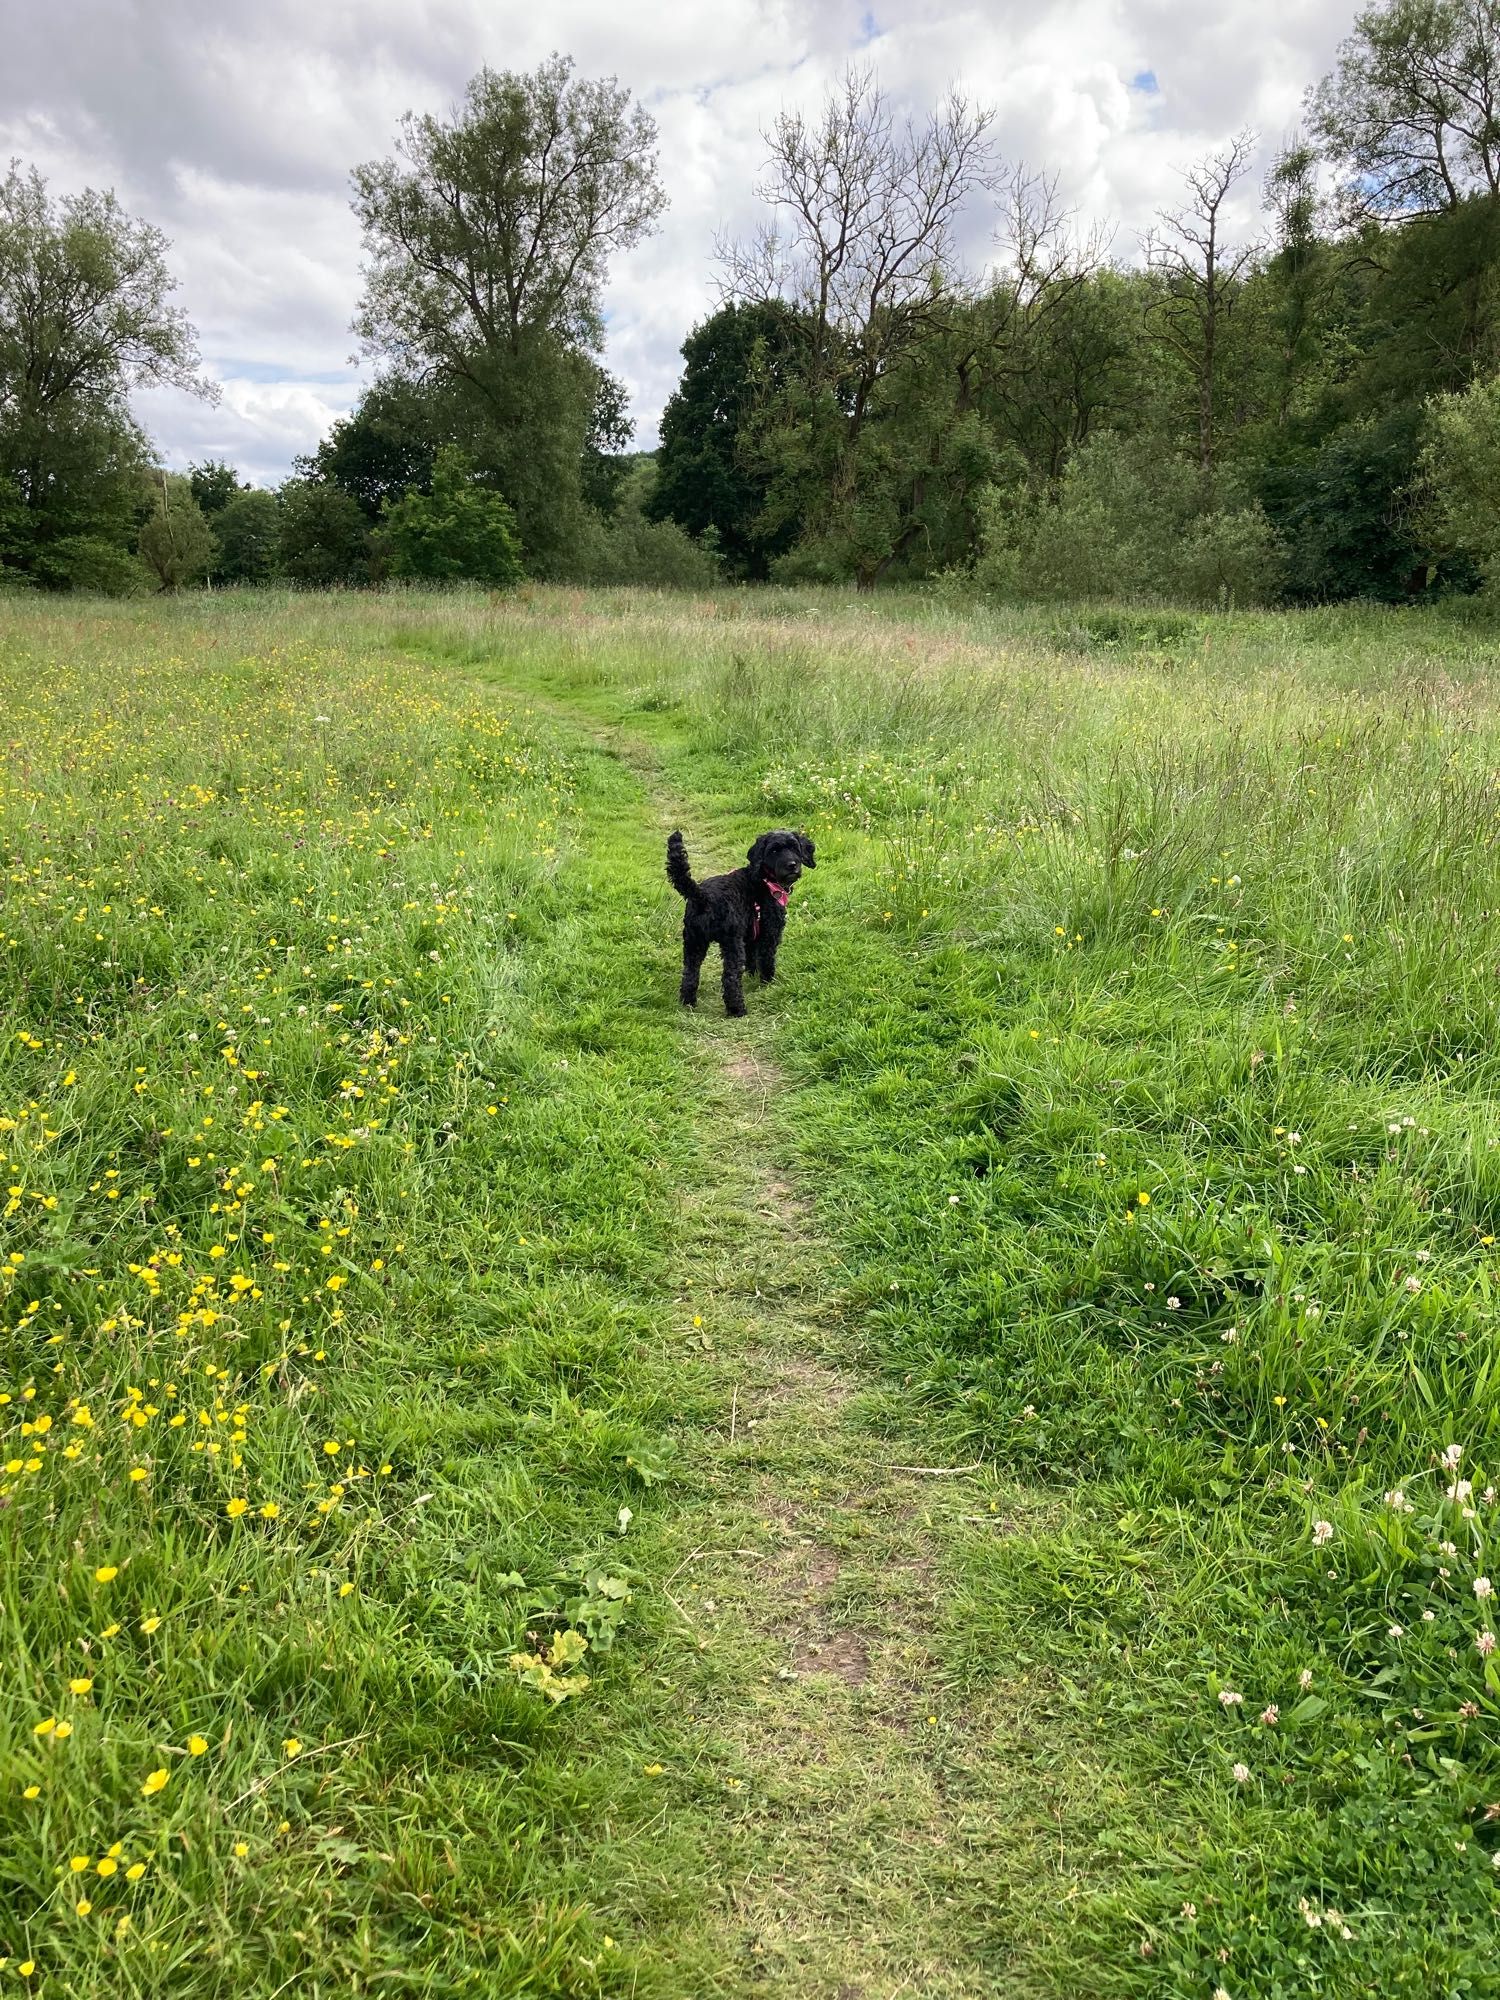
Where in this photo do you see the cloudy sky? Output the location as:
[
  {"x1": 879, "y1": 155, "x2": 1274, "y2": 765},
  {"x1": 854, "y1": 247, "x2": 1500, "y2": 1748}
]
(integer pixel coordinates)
[{"x1": 4, "y1": 0, "x2": 1356, "y2": 486}]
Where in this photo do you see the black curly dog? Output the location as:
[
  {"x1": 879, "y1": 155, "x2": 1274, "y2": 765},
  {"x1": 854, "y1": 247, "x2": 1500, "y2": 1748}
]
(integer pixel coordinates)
[{"x1": 666, "y1": 828, "x2": 815, "y2": 1016}]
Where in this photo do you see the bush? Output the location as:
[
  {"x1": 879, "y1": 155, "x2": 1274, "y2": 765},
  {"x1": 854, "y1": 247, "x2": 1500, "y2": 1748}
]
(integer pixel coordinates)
[
  {"x1": 31, "y1": 535, "x2": 147, "y2": 595},
  {"x1": 381, "y1": 446, "x2": 524, "y2": 588},
  {"x1": 563, "y1": 464, "x2": 721, "y2": 588},
  {"x1": 974, "y1": 432, "x2": 1284, "y2": 608},
  {"x1": 1419, "y1": 375, "x2": 1500, "y2": 586}
]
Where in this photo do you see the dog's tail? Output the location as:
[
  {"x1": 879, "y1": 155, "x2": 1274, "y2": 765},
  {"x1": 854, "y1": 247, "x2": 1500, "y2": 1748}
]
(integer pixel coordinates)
[{"x1": 666, "y1": 829, "x2": 697, "y2": 901}]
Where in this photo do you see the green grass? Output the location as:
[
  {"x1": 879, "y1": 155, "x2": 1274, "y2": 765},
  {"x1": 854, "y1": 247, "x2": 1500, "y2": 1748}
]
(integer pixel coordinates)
[{"x1": 2, "y1": 583, "x2": 1499, "y2": 1998}]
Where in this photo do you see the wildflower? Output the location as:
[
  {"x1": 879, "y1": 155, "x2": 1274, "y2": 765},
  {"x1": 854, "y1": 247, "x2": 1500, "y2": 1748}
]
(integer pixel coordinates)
[
  {"x1": 96, "y1": 1858, "x2": 116, "y2": 1878},
  {"x1": 282, "y1": 1737, "x2": 302, "y2": 1758},
  {"x1": 68, "y1": 1856, "x2": 90, "y2": 1873},
  {"x1": 75, "y1": 1899, "x2": 92, "y2": 1916},
  {"x1": 187, "y1": 1734, "x2": 208, "y2": 1756},
  {"x1": 1442, "y1": 1444, "x2": 1463, "y2": 1470},
  {"x1": 141, "y1": 1767, "x2": 169, "y2": 1797},
  {"x1": 139, "y1": 1615, "x2": 160, "y2": 1634},
  {"x1": 94, "y1": 1565, "x2": 118, "y2": 1583},
  {"x1": 225, "y1": 1498, "x2": 248, "y2": 1519},
  {"x1": 1385, "y1": 1489, "x2": 1414, "y2": 1513},
  {"x1": 1476, "y1": 1578, "x2": 1495, "y2": 1601},
  {"x1": 1404, "y1": 1275, "x2": 1421, "y2": 1293},
  {"x1": 53, "y1": 1721, "x2": 72, "y2": 1740},
  {"x1": 22, "y1": 1786, "x2": 39, "y2": 1800},
  {"x1": 1231, "y1": 1762, "x2": 1251, "y2": 1783},
  {"x1": 1312, "y1": 1520, "x2": 1334, "y2": 1547},
  {"x1": 1388, "y1": 1624, "x2": 1404, "y2": 1638},
  {"x1": 1137, "y1": 1191, "x2": 1150, "y2": 1207},
  {"x1": 68, "y1": 1677, "x2": 92, "y2": 1696},
  {"x1": 1299, "y1": 1667, "x2": 1314, "y2": 1689},
  {"x1": 259, "y1": 1501, "x2": 279, "y2": 1520},
  {"x1": 1218, "y1": 1689, "x2": 1243, "y2": 1708},
  {"x1": 233, "y1": 1841, "x2": 248, "y2": 1858},
  {"x1": 125, "y1": 1862, "x2": 145, "y2": 1881},
  {"x1": 1477, "y1": 1631, "x2": 1497, "y2": 1655},
  {"x1": 33, "y1": 1717, "x2": 56, "y2": 1737},
  {"x1": 1260, "y1": 1705, "x2": 1279, "y2": 1726}
]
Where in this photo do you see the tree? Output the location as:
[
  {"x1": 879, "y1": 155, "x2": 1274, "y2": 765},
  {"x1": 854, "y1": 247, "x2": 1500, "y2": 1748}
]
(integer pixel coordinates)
[
  {"x1": 212, "y1": 488, "x2": 281, "y2": 584},
  {"x1": 1309, "y1": 0, "x2": 1500, "y2": 221},
  {"x1": 136, "y1": 471, "x2": 216, "y2": 591},
  {"x1": 1144, "y1": 133, "x2": 1262, "y2": 478},
  {"x1": 650, "y1": 299, "x2": 813, "y2": 576},
  {"x1": 277, "y1": 481, "x2": 372, "y2": 585},
  {"x1": 350, "y1": 56, "x2": 665, "y2": 568},
  {"x1": 299, "y1": 375, "x2": 448, "y2": 519},
  {"x1": 189, "y1": 459, "x2": 243, "y2": 513},
  {"x1": 720, "y1": 67, "x2": 999, "y2": 587},
  {"x1": 0, "y1": 163, "x2": 212, "y2": 587},
  {"x1": 381, "y1": 445, "x2": 524, "y2": 587}
]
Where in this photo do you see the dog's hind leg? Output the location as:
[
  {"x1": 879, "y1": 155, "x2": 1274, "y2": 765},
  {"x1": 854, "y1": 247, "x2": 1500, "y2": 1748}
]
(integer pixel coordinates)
[
  {"x1": 680, "y1": 917, "x2": 710, "y2": 1008},
  {"x1": 680, "y1": 916, "x2": 712, "y2": 1008},
  {"x1": 720, "y1": 935, "x2": 748, "y2": 1017}
]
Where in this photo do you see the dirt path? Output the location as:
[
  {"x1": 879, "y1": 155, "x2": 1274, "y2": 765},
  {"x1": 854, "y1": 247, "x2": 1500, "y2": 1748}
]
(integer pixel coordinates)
[{"x1": 523, "y1": 690, "x2": 1065, "y2": 1997}]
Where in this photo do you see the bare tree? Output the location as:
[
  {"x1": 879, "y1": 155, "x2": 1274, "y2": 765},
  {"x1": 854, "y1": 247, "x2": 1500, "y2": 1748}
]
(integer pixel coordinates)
[
  {"x1": 719, "y1": 68, "x2": 998, "y2": 431},
  {"x1": 1144, "y1": 133, "x2": 1261, "y2": 478}
]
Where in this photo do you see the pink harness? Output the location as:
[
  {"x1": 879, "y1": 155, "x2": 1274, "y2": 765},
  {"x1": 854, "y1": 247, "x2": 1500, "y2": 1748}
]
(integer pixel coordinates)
[{"x1": 752, "y1": 877, "x2": 789, "y2": 941}]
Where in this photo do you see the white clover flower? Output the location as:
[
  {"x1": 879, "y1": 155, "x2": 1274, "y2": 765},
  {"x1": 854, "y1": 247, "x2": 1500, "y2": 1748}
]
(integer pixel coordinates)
[
  {"x1": 1260, "y1": 1704, "x2": 1279, "y2": 1726},
  {"x1": 1218, "y1": 1688, "x2": 1244, "y2": 1708},
  {"x1": 1404, "y1": 1275, "x2": 1422, "y2": 1293},
  {"x1": 1388, "y1": 1624, "x2": 1405, "y2": 1638},
  {"x1": 1475, "y1": 1577, "x2": 1494, "y2": 1601},
  {"x1": 1299, "y1": 1668, "x2": 1314, "y2": 1690},
  {"x1": 1312, "y1": 1520, "x2": 1334, "y2": 1547},
  {"x1": 1384, "y1": 1489, "x2": 1414, "y2": 1513},
  {"x1": 1231, "y1": 1762, "x2": 1251, "y2": 1784},
  {"x1": 1442, "y1": 1444, "x2": 1463, "y2": 1470},
  {"x1": 1448, "y1": 1479, "x2": 1474, "y2": 1503}
]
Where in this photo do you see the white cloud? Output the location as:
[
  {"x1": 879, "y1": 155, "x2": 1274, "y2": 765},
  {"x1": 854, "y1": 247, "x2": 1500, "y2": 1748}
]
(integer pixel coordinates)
[{"x1": 3, "y1": 0, "x2": 1356, "y2": 481}]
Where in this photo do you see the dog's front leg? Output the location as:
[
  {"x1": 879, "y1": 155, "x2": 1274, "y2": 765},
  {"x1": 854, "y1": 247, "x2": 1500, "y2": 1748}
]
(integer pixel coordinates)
[{"x1": 720, "y1": 935, "x2": 748, "y2": 1017}]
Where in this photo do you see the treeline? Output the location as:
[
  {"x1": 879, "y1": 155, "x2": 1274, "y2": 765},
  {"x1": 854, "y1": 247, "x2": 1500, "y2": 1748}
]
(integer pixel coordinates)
[{"x1": 7, "y1": 4, "x2": 1500, "y2": 605}]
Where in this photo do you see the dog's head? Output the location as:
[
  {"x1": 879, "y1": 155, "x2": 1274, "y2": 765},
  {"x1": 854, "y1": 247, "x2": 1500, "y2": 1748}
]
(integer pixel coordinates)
[{"x1": 748, "y1": 829, "x2": 816, "y2": 888}]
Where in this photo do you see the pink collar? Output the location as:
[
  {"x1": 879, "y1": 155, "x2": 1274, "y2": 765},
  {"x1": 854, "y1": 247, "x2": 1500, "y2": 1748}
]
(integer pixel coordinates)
[{"x1": 762, "y1": 877, "x2": 790, "y2": 909}]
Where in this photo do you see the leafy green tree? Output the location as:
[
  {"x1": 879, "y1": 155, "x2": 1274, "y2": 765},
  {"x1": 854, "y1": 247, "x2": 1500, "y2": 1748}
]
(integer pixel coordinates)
[
  {"x1": 651, "y1": 300, "x2": 812, "y2": 577},
  {"x1": 351, "y1": 55, "x2": 665, "y2": 570},
  {"x1": 212, "y1": 489, "x2": 281, "y2": 584},
  {"x1": 136, "y1": 472, "x2": 216, "y2": 591},
  {"x1": 277, "y1": 481, "x2": 371, "y2": 585},
  {"x1": 300, "y1": 375, "x2": 448, "y2": 519},
  {"x1": 188, "y1": 459, "x2": 243, "y2": 513},
  {"x1": 580, "y1": 367, "x2": 635, "y2": 516},
  {"x1": 0, "y1": 163, "x2": 211, "y2": 587},
  {"x1": 1309, "y1": 0, "x2": 1500, "y2": 221},
  {"x1": 381, "y1": 446, "x2": 524, "y2": 587}
]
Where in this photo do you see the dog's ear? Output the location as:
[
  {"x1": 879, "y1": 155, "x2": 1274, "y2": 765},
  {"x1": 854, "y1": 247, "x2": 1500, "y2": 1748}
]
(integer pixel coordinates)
[
  {"x1": 746, "y1": 833, "x2": 772, "y2": 877},
  {"x1": 798, "y1": 832, "x2": 817, "y2": 869}
]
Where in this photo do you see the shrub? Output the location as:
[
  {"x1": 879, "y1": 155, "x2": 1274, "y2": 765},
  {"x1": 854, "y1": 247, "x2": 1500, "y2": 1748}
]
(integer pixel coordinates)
[
  {"x1": 974, "y1": 431, "x2": 1284, "y2": 608},
  {"x1": 381, "y1": 446, "x2": 524, "y2": 589}
]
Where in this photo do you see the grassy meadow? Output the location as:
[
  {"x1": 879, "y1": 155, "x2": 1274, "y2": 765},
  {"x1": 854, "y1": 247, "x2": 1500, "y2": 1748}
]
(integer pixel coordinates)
[{"x1": 2, "y1": 583, "x2": 1499, "y2": 1997}]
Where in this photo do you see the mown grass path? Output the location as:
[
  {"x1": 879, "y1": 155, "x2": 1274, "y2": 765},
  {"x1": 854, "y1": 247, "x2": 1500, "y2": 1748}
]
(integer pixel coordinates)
[{"x1": 498, "y1": 684, "x2": 1072, "y2": 1999}]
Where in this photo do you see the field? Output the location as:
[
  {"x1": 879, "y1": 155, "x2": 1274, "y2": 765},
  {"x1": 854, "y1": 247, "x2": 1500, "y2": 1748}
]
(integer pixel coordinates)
[{"x1": 1, "y1": 583, "x2": 1499, "y2": 1998}]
